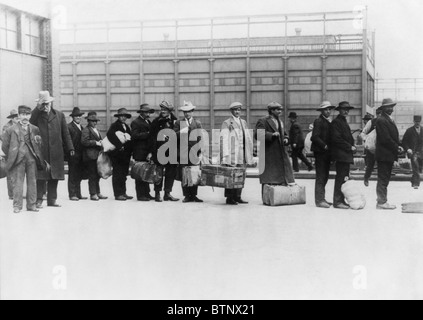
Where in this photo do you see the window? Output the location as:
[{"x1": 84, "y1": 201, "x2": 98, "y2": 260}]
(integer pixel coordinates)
[
  {"x1": 0, "y1": 9, "x2": 19, "y2": 50},
  {"x1": 24, "y1": 16, "x2": 42, "y2": 55}
]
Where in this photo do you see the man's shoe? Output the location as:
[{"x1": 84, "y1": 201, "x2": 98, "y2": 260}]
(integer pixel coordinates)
[
  {"x1": 13, "y1": 208, "x2": 21, "y2": 214},
  {"x1": 377, "y1": 203, "x2": 397, "y2": 210},
  {"x1": 155, "y1": 193, "x2": 163, "y2": 203},
  {"x1": 115, "y1": 196, "x2": 127, "y2": 201},
  {"x1": 70, "y1": 197, "x2": 80, "y2": 201},
  {"x1": 36, "y1": 202, "x2": 44, "y2": 209},
  {"x1": 226, "y1": 198, "x2": 239, "y2": 205},
  {"x1": 48, "y1": 202, "x2": 62, "y2": 208},
  {"x1": 164, "y1": 194, "x2": 180, "y2": 202},
  {"x1": 183, "y1": 197, "x2": 193, "y2": 203},
  {"x1": 324, "y1": 200, "x2": 333, "y2": 206},
  {"x1": 236, "y1": 199, "x2": 249, "y2": 204},
  {"x1": 148, "y1": 194, "x2": 155, "y2": 200},
  {"x1": 334, "y1": 203, "x2": 350, "y2": 210},
  {"x1": 27, "y1": 208, "x2": 40, "y2": 213},
  {"x1": 98, "y1": 194, "x2": 108, "y2": 200},
  {"x1": 91, "y1": 195, "x2": 100, "y2": 201},
  {"x1": 138, "y1": 197, "x2": 150, "y2": 202},
  {"x1": 364, "y1": 180, "x2": 369, "y2": 187},
  {"x1": 124, "y1": 195, "x2": 134, "y2": 200},
  {"x1": 316, "y1": 202, "x2": 331, "y2": 209},
  {"x1": 192, "y1": 197, "x2": 204, "y2": 203},
  {"x1": 78, "y1": 196, "x2": 88, "y2": 200}
]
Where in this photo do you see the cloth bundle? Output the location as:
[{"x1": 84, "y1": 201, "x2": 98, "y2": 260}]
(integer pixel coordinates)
[
  {"x1": 341, "y1": 179, "x2": 366, "y2": 210},
  {"x1": 97, "y1": 152, "x2": 113, "y2": 179},
  {"x1": 102, "y1": 132, "x2": 132, "y2": 152},
  {"x1": 182, "y1": 166, "x2": 202, "y2": 187}
]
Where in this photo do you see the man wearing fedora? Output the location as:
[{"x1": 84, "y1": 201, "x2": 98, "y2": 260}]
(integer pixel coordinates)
[
  {"x1": 288, "y1": 112, "x2": 314, "y2": 172},
  {"x1": 402, "y1": 115, "x2": 423, "y2": 189},
  {"x1": 255, "y1": 102, "x2": 296, "y2": 193},
  {"x1": 68, "y1": 107, "x2": 88, "y2": 201},
  {"x1": 81, "y1": 112, "x2": 107, "y2": 201},
  {"x1": 221, "y1": 102, "x2": 254, "y2": 205},
  {"x1": 30, "y1": 91, "x2": 75, "y2": 208},
  {"x1": 131, "y1": 104, "x2": 155, "y2": 201},
  {"x1": 151, "y1": 101, "x2": 179, "y2": 202},
  {"x1": 375, "y1": 98, "x2": 403, "y2": 210},
  {"x1": 330, "y1": 101, "x2": 357, "y2": 210},
  {"x1": 174, "y1": 101, "x2": 204, "y2": 203},
  {"x1": 2, "y1": 109, "x2": 19, "y2": 200},
  {"x1": 107, "y1": 108, "x2": 134, "y2": 201},
  {"x1": 311, "y1": 101, "x2": 335, "y2": 208},
  {"x1": 1, "y1": 106, "x2": 45, "y2": 213}
]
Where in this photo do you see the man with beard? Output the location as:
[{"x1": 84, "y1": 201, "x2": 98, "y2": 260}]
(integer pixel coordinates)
[{"x1": 150, "y1": 101, "x2": 179, "y2": 202}]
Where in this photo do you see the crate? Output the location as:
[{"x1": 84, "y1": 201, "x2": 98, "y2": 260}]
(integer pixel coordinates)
[{"x1": 200, "y1": 165, "x2": 246, "y2": 189}]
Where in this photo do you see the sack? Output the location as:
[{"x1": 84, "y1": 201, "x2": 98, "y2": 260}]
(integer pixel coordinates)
[
  {"x1": 365, "y1": 130, "x2": 377, "y2": 154},
  {"x1": 341, "y1": 179, "x2": 366, "y2": 210},
  {"x1": 0, "y1": 158, "x2": 7, "y2": 179},
  {"x1": 182, "y1": 166, "x2": 202, "y2": 187},
  {"x1": 131, "y1": 162, "x2": 163, "y2": 184},
  {"x1": 262, "y1": 184, "x2": 306, "y2": 206},
  {"x1": 102, "y1": 137, "x2": 116, "y2": 153},
  {"x1": 200, "y1": 165, "x2": 246, "y2": 189},
  {"x1": 97, "y1": 152, "x2": 113, "y2": 179}
]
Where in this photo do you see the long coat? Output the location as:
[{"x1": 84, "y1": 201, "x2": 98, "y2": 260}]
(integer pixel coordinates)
[
  {"x1": 131, "y1": 116, "x2": 153, "y2": 162},
  {"x1": 81, "y1": 126, "x2": 102, "y2": 162},
  {"x1": 402, "y1": 126, "x2": 423, "y2": 158},
  {"x1": 67, "y1": 122, "x2": 84, "y2": 162},
  {"x1": 311, "y1": 115, "x2": 332, "y2": 154},
  {"x1": 107, "y1": 120, "x2": 133, "y2": 163},
  {"x1": 330, "y1": 115, "x2": 355, "y2": 164},
  {"x1": 255, "y1": 116, "x2": 295, "y2": 185},
  {"x1": 376, "y1": 113, "x2": 401, "y2": 163},
  {"x1": 1, "y1": 123, "x2": 44, "y2": 172},
  {"x1": 150, "y1": 113, "x2": 178, "y2": 164},
  {"x1": 30, "y1": 107, "x2": 74, "y2": 180},
  {"x1": 221, "y1": 117, "x2": 254, "y2": 166},
  {"x1": 289, "y1": 121, "x2": 305, "y2": 149},
  {"x1": 174, "y1": 118, "x2": 203, "y2": 166}
]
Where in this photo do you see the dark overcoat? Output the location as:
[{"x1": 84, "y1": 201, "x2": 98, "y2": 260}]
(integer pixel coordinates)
[
  {"x1": 311, "y1": 115, "x2": 332, "y2": 154},
  {"x1": 107, "y1": 120, "x2": 133, "y2": 163},
  {"x1": 330, "y1": 115, "x2": 355, "y2": 164},
  {"x1": 30, "y1": 107, "x2": 74, "y2": 180},
  {"x1": 376, "y1": 113, "x2": 400, "y2": 163},
  {"x1": 289, "y1": 121, "x2": 305, "y2": 149},
  {"x1": 67, "y1": 122, "x2": 84, "y2": 162},
  {"x1": 255, "y1": 116, "x2": 295, "y2": 185},
  {"x1": 402, "y1": 126, "x2": 423, "y2": 158},
  {"x1": 150, "y1": 113, "x2": 178, "y2": 164},
  {"x1": 131, "y1": 116, "x2": 153, "y2": 162},
  {"x1": 81, "y1": 126, "x2": 102, "y2": 162}
]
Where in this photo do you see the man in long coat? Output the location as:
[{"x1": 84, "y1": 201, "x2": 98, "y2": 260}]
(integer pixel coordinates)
[
  {"x1": 402, "y1": 115, "x2": 423, "y2": 189},
  {"x1": 30, "y1": 91, "x2": 74, "y2": 208},
  {"x1": 288, "y1": 112, "x2": 313, "y2": 172},
  {"x1": 1, "y1": 109, "x2": 19, "y2": 200},
  {"x1": 131, "y1": 104, "x2": 155, "y2": 201},
  {"x1": 330, "y1": 101, "x2": 356, "y2": 210},
  {"x1": 375, "y1": 98, "x2": 403, "y2": 210},
  {"x1": 255, "y1": 102, "x2": 295, "y2": 192},
  {"x1": 221, "y1": 102, "x2": 254, "y2": 205},
  {"x1": 67, "y1": 107, "x2": 88, "y2": 201}
]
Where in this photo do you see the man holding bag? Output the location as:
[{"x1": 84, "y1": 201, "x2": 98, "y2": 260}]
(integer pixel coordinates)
[{"x1": 362, "y1": 109, "x2": 382, "y2": 186}]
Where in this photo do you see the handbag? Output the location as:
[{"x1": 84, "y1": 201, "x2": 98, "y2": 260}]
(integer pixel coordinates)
[{"x1": 131, "y1": 161, "x2": 163, "y2": 184}]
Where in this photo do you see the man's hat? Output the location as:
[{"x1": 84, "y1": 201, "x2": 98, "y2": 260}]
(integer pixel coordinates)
[
  {"x1": 180, "y1": 101, "x2": 196, "y2": 112},
  {"x1": 316, "y1": 101, "x2": 336, "y2": 111},
  {"x1": 114, "y1": 108, "x2": 132, "y2": 119},
  {"x1": 363, "y1": 114, "x2": 374, "y2": 121},
  {"x1": 159, "y1": 101, "x2": 174, "y2": 112},
  {"x1": 7, "y1": 109, "x2": 19, "y2": 119},
  {"x1": 35, "y1": 91, "x2": 55, "y2": 104},
  {"x1": 288, "y1": 112, "x2": 298, "y2": 119},
  {"x1": 138, "y1": 104, "x2": 155, "y2": 114},
  {"x1": 267, "y1": 102, "x2": 283, "y2": 110},
  {"x1": 379, "y1": 98, "x2": 397, "y2": 109},
  {"x1": 70, "y1": 107, "x2": 84, "y2": 118},
  {"x1": 335, "y1": 101, "x2": 355, "y2": 111},
  {"x1": 229, "y1": 102, "x2": 243, "y2": 110},
  {"x1": 18, "y1": 106, "x2": 32, "y2": 115},
  {"x1": 86, "y1": 112, "x2": 100, "y2": 122},
  {"x1": 414, "y1": 115, "x2": 422, "y2": 122}
]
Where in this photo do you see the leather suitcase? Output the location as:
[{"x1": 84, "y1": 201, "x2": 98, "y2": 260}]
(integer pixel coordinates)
[
  {"x1": 200, "y1": 165, "x2": 246, "y2": 189},
  {"x1": 262, "y1": 184, "x2": 306, "y2": 206},
  {"x1": 131, "y1": 162, "x2": 163, "y2": 184}
]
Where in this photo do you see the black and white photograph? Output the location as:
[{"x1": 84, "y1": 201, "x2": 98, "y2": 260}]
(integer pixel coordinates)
[{"x1": 0, "y1": 0, "x2": 422, "y2": 303}]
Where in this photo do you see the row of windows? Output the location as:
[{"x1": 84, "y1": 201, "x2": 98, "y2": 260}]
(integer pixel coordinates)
[{"x1": 0, "y1": 8, "x2": 44, "y2": 55}]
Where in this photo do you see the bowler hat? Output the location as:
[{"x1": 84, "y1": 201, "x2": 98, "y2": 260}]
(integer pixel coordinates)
[
  {"x1": 70, "y1": 107, "x2": 84, "y2": 118},
  {"x1": 138, "y1": 104, "x2": 155, "y2": 114},
  {"x1": 414, "y1": 115, "x2": 422, "y2": 122},
  {"x1": 288, "y1": 112, "x2": 298, "y2": 119},
  {"x1": 316, "y1": 101, "x2": 336, "y2": 111},
  {"x1": 7, "y1": 109, "x2": 19, "y2": 119},
  {"x1": 180, "y1": 101, "x2": 196, "y2": 112},
  {"x1": 35, "y1": 91, "x2": 55, "y2": 104},
  {"x1": 114, "y1": 108, "x2": 132, "y2": 119},
  {"x1": 86, "y1": 112, "x2": 100, "y2": 122},
  {"x1": 18, "y1": 105, "x2": 32, "y2": 115},
  {"x1": 159, "y1": 101, "x2": 174, "y2": 112},
  {"x1": 267, "y1": 102, "x2": 283, "y2": 110},
  {"x1": 379, "y1": 98, "x2": 397, "y2": 109},
  {"x1": 335, "y1": 101, "x2": 355, "y2": 111},
  {"x1": 229, "y1": 102, "x2": 243, "y2": 110}
]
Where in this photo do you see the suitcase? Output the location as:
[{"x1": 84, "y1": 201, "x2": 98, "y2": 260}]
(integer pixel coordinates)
[
  {"x1": 402, "y1": 203, "x2": 423, "y2": 214},
  {"x1": 97, "y1": 152, "x2": 113, "y2": 179},
  {"x1": 131, "y1": 162, "x2": 163, "y2": 184},
  {"x1": 262, "y1": 184, "x2": 306, "y2": 206},
  {"x1": 182, "y1": 166, "x2": 202, "y2": 187},
  {"x1": 200, "y1": 165, "x2": 246, "y2": 189}
]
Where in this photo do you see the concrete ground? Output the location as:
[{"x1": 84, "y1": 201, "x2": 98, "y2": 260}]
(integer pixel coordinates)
[{"x1": 0, "y1": 176, "x2": 423, "y2": 300}]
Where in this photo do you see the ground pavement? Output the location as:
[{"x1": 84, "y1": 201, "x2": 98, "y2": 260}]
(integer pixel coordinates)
[{"x1": 0, "y1": 176, "x2": 422, "y2": 300}]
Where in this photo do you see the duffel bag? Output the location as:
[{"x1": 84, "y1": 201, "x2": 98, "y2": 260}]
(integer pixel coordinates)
[{"x1": 262, "y1": 184, "x2": 306, "y2": 206}]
